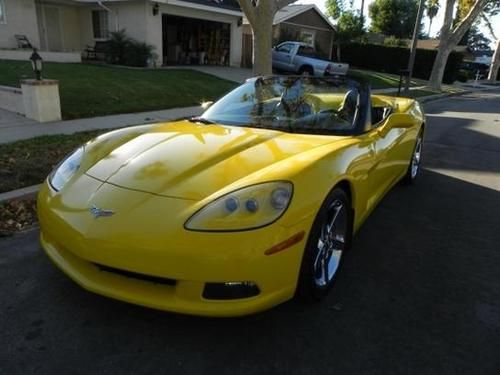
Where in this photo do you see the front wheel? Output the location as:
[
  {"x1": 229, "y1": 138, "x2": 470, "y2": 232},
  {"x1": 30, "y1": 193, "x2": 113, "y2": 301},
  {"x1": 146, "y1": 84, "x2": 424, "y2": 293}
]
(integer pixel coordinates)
[
  {"x1": 296, "y1": 187, "x2": 352, "y2": 301},
  {"x1": 403, "y1": 130, "x2": 424, "y2": 184}
]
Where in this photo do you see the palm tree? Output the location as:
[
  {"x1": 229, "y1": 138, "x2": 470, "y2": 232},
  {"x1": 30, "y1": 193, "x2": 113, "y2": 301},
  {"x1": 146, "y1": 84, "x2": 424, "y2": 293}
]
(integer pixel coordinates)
[{"x1": 426, "y1": 0, "x2": 440, "y2": 36}]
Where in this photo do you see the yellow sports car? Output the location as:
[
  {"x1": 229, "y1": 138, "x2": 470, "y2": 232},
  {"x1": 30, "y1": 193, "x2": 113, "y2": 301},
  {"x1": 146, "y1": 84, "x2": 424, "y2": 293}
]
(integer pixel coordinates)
[{"x1": 38, "y1": 76, "x2": 425, "y2": 317}]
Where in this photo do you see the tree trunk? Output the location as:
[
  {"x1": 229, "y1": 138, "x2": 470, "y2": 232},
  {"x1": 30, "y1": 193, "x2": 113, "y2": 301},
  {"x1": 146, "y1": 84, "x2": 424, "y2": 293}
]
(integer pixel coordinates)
[
  {"x1": 336, "y1": 43, "x2": 342, "y2": 63},
  {"x1": 488, "y1": 39, "x2": 500, "y2": 82},
  {"x1": 428, "y1": 0, "x2": 488, "y2": 91},
  {"x1": 428, "y1": 46, "x2": 453, "y2": 90},
  {"x1": 428, "y1": 18, "x2": 433, "y2": 36},
  {"x1": 251, "y1": 16, "x2": 274, "y2": 76}
]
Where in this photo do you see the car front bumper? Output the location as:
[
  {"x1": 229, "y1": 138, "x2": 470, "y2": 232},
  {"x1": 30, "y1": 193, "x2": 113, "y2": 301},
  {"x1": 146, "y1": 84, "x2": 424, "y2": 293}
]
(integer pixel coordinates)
[{"x1": 38, "y1": 178, "x2": 313, "y2": 317}]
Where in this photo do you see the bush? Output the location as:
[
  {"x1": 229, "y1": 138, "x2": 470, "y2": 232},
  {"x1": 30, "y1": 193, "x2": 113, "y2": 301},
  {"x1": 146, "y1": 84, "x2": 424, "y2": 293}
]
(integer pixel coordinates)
[
  {"x1": 105, "y1": 29, "x2": 155, "y2": 67},
  {"x1": 340, "y1": 42, "x2": 464, "y2": 84}
]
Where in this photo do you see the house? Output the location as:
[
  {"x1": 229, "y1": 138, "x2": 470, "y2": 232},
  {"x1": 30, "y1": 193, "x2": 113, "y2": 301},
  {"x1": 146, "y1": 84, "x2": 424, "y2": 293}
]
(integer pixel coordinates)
[
  {"x1": 241, "y1": 4, "x2": 336, "y2": 68},
  {"x1": 0, "y1": 0, "x2": 243, "y2": 66}
]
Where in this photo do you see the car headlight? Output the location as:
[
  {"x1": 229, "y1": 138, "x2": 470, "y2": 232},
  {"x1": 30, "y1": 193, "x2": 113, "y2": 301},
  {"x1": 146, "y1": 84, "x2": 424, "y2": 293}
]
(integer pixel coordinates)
[
  {"x1": 49, "y1": 147, "x2": 84, "y2": 191},
  {"x1": 185, "y1": 181, "x2": 293, "y2": 231}
]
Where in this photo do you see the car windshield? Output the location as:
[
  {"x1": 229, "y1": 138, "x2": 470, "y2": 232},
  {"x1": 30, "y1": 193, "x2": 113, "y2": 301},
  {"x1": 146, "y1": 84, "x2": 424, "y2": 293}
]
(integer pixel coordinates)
[{"x1": 200, "y1": 76, "x2": 365, "y2": 135}]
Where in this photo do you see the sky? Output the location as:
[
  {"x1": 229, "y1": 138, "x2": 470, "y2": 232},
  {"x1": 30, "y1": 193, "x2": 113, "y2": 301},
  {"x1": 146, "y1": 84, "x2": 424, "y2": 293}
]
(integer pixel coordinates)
[{"x1": 297, "y1": 0, "x2": 500, "y2": 47}]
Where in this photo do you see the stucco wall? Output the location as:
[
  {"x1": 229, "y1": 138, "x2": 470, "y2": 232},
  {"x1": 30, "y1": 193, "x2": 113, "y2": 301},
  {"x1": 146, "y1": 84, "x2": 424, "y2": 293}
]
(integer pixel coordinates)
[
  {"x1": 78, "y1": 0, "x2": 148, "y2": 50},
  {"x1": 0, "y1": 0, "x2": 40, "y2": 49}
]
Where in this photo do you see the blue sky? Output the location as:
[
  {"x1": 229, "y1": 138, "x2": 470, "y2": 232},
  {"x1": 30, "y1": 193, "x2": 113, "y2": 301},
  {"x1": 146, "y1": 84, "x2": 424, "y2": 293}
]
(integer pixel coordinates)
[{"x1": 298, "y1": 0, "x2": 499, "y2": 47}]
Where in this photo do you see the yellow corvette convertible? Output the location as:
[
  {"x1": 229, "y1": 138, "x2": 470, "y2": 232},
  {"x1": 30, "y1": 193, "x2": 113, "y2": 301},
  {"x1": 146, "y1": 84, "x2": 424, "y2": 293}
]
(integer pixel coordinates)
[{"x1": 38, "y1": 76, "x2": 425, "y2": 317}]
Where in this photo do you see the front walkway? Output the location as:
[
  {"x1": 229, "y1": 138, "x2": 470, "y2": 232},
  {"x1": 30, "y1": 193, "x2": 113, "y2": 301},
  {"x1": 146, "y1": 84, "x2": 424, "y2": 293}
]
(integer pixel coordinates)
[{"x1": 0, "y1": 106, "x2": 202, "y2": 144}]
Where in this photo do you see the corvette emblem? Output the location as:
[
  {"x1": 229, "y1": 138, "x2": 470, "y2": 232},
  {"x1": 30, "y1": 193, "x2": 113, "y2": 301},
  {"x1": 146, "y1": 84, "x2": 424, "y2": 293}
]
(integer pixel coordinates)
[{"x1": 89, "y1": 205, "x2": 115, "y2": 219}]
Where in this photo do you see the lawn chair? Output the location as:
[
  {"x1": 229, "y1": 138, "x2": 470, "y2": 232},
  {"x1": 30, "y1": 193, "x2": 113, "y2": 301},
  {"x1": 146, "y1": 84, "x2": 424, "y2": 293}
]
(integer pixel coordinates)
[
  {"x1": 84, "y1": 41, "x2": 109, "y2": 60},
  {"x1": 15, "y1": 35, "x2": 33, "y2": 49}
]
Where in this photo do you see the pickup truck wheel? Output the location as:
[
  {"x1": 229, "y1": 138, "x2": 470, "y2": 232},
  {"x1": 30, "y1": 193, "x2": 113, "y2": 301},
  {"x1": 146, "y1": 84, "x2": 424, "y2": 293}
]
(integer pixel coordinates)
[{"x1": 299, "y1": 66, "x2": 314, "y2": 76}]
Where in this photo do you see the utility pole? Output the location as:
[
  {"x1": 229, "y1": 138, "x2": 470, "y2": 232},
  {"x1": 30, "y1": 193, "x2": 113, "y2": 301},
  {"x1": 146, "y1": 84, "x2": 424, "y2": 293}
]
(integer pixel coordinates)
[{"x1": 405, "y1": 0, "x2": 425, "y2": 94}]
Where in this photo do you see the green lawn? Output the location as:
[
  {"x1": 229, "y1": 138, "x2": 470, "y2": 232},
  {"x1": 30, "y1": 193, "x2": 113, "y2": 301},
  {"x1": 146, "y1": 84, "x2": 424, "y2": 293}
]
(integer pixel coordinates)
[
  {"x1": 0, "y1": 130, "x2": 109, "y2": 193},
  {"x1": 0, "y1": 60, "x2": 236, "y2": 119},
  {"x1": 350, "y1": 69, "x2": 428, "y2": 89}
]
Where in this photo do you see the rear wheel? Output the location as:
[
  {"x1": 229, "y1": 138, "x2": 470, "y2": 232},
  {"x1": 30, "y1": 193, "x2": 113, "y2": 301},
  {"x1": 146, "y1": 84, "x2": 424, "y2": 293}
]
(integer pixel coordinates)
[
  {"x1": 299, "y1": 66, "x2": 314, "y2": 76},
  {"x1": 296, "y1": 187, "x2": 352, "y2": 300},
  {"x1": 403, "y1": 130, "x2": 424, "y2": 184}
]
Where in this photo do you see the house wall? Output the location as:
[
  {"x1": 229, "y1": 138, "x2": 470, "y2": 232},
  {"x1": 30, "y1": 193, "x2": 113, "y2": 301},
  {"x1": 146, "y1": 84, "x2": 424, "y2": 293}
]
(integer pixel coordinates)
[
  {"x1": 0, "y1": 0, "x2": 40, "y2": 49},
  {"x1": 78, "y1": 0, "x2": 148, "y2": 50}
]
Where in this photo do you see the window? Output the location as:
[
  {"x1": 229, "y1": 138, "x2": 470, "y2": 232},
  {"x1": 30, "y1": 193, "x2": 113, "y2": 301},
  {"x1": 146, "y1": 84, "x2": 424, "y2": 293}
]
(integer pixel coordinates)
[
  {"x1": 92, "y1": 10, "x2": 109, "y2": 39},
  {"x1": 0, "y1": 0, "x2": 6, "y2": 24},
  {"x1": 297, "y1": 46, "x2": 316, "y2": 58},
  {"x1": 276, "y1": 43, "x2": 294, "y2": 54},
  {"x1": 300, "y1": 31, "x2": 315, "y2": 46}
]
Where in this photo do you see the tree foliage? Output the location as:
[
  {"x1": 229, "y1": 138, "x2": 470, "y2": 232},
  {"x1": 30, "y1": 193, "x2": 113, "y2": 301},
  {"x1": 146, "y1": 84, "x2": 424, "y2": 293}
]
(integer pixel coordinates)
[
  {"x1": 369, "y1": 0, "x2": 421, "y2": 39},
  {"x1": 426, "y1": 0, "x2": 440, "y2": 36},
  {"x1": 325, "y1": 0, "x2": 364, "y2": 61}
]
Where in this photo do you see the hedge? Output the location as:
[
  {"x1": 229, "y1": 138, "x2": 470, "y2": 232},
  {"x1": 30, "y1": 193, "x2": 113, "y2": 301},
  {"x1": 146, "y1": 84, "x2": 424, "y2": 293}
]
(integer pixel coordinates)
[{"x1": 339, "y1": 43, "x2": 464, "y2": 84}]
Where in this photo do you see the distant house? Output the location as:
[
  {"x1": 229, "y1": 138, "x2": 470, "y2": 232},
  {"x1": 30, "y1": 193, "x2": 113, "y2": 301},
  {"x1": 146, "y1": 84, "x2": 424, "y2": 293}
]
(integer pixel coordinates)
[
  {"x1": 241, "y1": 4, "x2": 336, "y2": 67},
  {"x1": 0, "y1": 0, "x2": 243, "y2": 66}
]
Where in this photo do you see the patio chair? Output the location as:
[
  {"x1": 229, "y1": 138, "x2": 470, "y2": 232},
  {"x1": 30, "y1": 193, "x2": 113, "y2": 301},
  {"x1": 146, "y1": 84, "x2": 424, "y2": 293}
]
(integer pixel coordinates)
[
  {"x1": 84, "y1": 41, "x2": 109, "y2": 60},
  {"x1": 15, "y1": 35, "x2": 33, "y2": 49}
]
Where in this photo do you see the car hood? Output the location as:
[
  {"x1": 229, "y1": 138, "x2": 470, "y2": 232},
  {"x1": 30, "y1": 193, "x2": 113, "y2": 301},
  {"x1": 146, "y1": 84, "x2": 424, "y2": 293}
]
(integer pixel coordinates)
[{"x1": 85, "y1": 121, "x2": 342, "y2": 200}]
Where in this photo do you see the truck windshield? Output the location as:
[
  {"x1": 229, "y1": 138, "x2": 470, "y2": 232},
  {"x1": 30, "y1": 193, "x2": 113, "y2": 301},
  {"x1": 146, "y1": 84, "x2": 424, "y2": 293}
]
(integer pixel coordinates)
[{"x1": 200, "y1": 76, "x2": 364, "y2": 135}]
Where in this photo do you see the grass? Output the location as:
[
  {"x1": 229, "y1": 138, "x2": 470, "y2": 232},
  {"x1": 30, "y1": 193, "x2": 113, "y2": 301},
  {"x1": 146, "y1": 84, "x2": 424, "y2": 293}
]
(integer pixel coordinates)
[
  {"x1": 350, "y1": 69, "x2": 428, "y2": 90},
  {"x1": 0, "y1": 60, "x2": 237, "y2": 119},
  {"x1": 0, "y1": 130, "x2": 110, "y2": 193}
]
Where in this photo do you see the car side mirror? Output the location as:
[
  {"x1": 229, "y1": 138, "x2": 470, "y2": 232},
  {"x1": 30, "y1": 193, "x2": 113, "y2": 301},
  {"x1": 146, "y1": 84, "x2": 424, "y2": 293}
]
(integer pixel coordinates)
[
  {"x1": 201, "y1": 101, "x2": 214, "y2": 110},
  {"x1": 385, "y1": 113, "x2": 416, "y2": 129}
]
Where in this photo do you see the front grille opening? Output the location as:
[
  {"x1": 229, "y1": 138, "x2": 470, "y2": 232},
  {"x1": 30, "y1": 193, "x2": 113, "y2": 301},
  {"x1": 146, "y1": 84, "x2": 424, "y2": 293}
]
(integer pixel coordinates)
[
  {"x1": 203, "y1": 282, "x2": 260, "y2": 300},
  {"x1": 94, "y1": 263, "x2": 177, "y2": 286}
]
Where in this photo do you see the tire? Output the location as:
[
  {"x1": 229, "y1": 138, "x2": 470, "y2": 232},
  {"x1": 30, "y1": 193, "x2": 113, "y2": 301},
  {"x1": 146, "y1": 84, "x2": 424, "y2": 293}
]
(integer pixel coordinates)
[
  {"x1": 296, "y1": 187, "x2": 353, "y2": 301},
  {"x1": 299, "y1": 66, "x2": 314, "y2": 76},
  {"x1": 403, "y1": 129, "x2": 424, "y2": 185}
]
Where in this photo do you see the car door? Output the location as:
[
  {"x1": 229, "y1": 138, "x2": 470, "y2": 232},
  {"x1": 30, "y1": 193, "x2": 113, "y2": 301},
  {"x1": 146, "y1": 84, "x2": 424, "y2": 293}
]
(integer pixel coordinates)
[
  {"x1": 367, "y1": 116, "x2": 410, "y2": 205},
  {"x1": 272, "y1": 43, "x2": 295, "y2": 71}
]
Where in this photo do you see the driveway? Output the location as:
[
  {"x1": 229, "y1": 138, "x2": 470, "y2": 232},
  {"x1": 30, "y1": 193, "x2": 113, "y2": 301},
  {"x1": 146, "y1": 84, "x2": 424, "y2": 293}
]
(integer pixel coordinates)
[{"x1": 1, "y1": 90, "x2": 499, "y2": 374}]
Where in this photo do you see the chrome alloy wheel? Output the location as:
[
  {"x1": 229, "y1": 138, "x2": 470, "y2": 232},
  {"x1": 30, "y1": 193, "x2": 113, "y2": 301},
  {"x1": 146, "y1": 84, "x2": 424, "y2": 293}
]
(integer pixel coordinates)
[
  {"x1": 313, "y1": 199, "x2": 347, "y2": 287},
  {"x1": 411, "y1": 136, "x2": 423, "y2": 179}
]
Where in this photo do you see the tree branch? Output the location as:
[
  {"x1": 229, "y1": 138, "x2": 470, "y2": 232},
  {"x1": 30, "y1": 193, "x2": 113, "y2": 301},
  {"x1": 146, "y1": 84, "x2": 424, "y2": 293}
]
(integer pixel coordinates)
[
  {"x1": 451, "y1": 0, "x2": 489, "y2": 43},
  {"x1": 238, "y1": 0, "x2": 257, "y2": 25},
  {"x1": 481, "y1": 13, "x2": 497, "y2": 40}
]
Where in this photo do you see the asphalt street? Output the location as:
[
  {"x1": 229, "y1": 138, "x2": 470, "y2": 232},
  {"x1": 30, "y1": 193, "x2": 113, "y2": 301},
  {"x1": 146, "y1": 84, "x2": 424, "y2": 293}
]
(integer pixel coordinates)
[{"x1": 1, "y1": 90, "x2": 500, "y2": 375}]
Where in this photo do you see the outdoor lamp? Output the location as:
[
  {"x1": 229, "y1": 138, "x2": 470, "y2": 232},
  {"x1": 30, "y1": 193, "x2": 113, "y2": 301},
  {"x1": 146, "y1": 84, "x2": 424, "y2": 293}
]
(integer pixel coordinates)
[
  {"x1": 30, "y1": 48, "x2": 43, "y2": 81},
  {"x1": 152, "y1": 2, "x2": 159, "y2": 15}
]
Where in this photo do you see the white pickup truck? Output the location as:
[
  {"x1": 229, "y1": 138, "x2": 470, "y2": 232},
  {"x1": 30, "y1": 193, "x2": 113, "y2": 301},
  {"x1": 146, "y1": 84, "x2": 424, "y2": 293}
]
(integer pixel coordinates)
[{"x1": 272, "y1": 41, "x2": 349, "y2": 76}]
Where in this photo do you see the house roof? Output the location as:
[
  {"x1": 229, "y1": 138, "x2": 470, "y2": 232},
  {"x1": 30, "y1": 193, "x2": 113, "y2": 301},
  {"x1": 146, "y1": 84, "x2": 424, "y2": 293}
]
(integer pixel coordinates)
[
  {"x1": 273, "y1": 4, "x2": 335, "y2": 30},
  {"x1": 243, "y1": 4, "x2": 335, "y2": 31},
  {"x1": 75, "y1": 0, "x2": 240, "y2": 11},
  {"x1": 175, "y1": 0, "x2": 241, "y2": 12}
]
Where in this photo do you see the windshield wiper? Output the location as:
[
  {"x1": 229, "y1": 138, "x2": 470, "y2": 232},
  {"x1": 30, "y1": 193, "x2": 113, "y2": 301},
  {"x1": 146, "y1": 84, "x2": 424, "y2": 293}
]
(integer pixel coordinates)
[{"x1": 188, "y1": 116, "x2": 216, "y2": 125}]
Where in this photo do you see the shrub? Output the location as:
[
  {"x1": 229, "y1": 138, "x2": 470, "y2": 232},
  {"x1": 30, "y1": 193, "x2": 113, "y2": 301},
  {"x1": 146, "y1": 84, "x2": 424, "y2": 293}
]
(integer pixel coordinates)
[
  {"x1": 340, "y1": 42, "x2": 464, "y2": 84},
  {"x1": 105, "y1": 29, "x2": 155, "y2": 67},
  {"x1": 106, "y1": 30, "x2": 131, "y2": 65}
]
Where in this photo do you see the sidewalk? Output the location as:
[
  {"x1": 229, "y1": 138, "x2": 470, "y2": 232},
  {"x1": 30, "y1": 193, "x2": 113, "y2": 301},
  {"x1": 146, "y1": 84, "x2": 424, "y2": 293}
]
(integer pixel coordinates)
[{"x1": 0, "y1": 106, "x2": 203, "y2": 144}]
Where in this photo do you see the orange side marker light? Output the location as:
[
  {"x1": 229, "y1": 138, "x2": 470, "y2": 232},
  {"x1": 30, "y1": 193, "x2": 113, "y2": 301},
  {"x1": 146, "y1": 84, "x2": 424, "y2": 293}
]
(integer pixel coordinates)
[{"x1": 264, "y1": 231, "x2": 305, "y2": 256}]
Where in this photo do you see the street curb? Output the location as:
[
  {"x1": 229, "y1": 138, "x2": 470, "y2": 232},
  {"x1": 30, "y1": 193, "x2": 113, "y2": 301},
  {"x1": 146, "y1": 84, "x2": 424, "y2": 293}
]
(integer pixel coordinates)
[{"x1": 0, "y1": 184, "x2": 40, "y2": 204}]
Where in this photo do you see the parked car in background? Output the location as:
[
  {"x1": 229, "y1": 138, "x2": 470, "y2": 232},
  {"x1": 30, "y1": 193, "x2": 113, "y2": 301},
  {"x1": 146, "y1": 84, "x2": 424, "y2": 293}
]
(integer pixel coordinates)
[{"x1": 272, "y1": 41, "x2": 349, "y2": 76}]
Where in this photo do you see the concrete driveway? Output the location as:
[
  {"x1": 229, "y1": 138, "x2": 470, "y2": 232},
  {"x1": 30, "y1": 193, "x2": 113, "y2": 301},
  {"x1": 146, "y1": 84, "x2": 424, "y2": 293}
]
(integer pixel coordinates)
[{"x1": 1, "y1": 90, "x2": 499, "y2": 374}]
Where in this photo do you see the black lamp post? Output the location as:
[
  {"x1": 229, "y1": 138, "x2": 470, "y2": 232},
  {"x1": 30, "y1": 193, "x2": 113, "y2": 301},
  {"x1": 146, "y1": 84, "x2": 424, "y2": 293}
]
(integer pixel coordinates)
[{"x1": 30, "y1": 48, "x2": 43, "y2": 81}]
